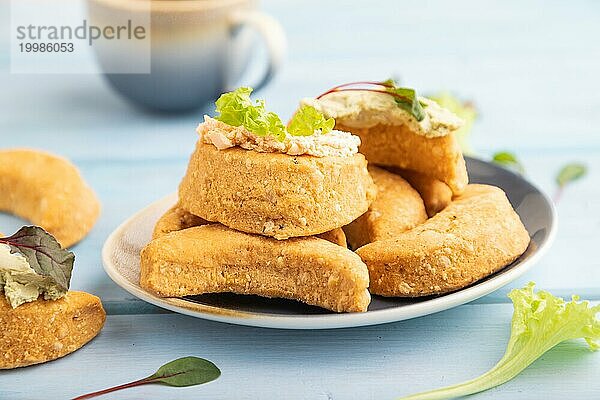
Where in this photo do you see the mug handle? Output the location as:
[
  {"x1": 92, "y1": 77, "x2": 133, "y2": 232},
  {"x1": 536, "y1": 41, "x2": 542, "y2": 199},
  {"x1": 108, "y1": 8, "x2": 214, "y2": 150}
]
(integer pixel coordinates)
[{"x1": 229, "y1": 10, "x2": 287, "y2": 92}]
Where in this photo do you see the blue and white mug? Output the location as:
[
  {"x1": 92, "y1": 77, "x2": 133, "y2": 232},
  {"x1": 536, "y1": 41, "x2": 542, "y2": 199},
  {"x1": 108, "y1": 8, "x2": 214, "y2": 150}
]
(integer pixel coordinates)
[{"x1": 88, "y1": 0, "x2": 286, "y2": 112}]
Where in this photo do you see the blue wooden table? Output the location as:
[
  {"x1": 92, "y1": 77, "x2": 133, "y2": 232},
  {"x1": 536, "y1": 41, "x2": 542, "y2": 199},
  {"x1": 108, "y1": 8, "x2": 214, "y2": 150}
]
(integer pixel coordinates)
[{"x1": 1, "y1": 1, "x2": 599, "y2": 398}]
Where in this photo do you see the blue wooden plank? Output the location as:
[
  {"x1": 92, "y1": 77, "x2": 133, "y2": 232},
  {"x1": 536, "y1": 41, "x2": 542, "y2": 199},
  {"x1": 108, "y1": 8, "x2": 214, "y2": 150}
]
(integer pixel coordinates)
[{"x1": 1, "y1": 305, "x2": 599, "y2": 399}]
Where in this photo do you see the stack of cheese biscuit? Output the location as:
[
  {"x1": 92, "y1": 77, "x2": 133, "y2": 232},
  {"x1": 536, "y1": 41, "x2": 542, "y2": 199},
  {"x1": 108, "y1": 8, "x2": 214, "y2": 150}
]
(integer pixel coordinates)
[
  {"x1": 140, "y1": 85, "x2": 531, "y2": 312},
  {"x1": 140, "y1": 111, "x2": 377, "y2": 313}
]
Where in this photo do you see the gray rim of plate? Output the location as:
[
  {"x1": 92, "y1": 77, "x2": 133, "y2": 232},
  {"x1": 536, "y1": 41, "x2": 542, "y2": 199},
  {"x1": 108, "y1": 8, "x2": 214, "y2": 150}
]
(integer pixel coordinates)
[{"x1": 102, "y1": 157, "x2": 557, "y2": 329}]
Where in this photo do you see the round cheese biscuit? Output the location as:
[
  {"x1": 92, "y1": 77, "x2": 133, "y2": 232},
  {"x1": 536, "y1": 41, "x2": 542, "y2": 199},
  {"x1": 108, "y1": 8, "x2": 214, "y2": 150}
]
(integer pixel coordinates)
[{"x1": 178, "y1": 143, "x2": 376, "y2": 239}]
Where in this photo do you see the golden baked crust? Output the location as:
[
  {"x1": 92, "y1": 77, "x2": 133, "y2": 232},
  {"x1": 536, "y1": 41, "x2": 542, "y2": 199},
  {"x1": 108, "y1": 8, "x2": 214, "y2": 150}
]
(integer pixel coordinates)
[
  {"x1": 178, "y1": 142, "x2": 376, "y2": 240},
  {"x1": 0, "y1": 291, "x2": 106, "y2": 369},
  {"x1": 344, "y1": 166, "x2": 427, "y2": 249},
  {"x1": 153, "y1": 204, "x2": 348, "y2": 246},
  {"x1": 315, "y1": 228, "x2": 347, "y2": 247},
  {"x1": 140, "y1": 225, "x2": 370, "y2": 313},
  {"x1": 356, "y1": 184, "x2": 530, "y2": 297},
  {"x1": 336, "y1": 123, "x2": 468, "y2": 195},
  {"x1": 391, "y1": 168, "x2": 453, "y2": 217},
  {"x1": 0, "y1": 149, "x2": 101, "y2": 248},
  {"x1": 152, "y1": 204, "x2": 208, "y2": 239}
]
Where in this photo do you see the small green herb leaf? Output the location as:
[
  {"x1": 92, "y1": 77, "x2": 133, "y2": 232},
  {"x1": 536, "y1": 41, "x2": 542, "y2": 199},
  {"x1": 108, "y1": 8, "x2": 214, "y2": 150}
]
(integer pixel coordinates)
[
  {"x1": 288, "y1": 105, "x2": 335, "y2": 136},
  {"x1": 0, "y1": 226, "x2": 74, "y2": 292},
  {"x1": 383, "y1": 79, "x2": 426, "y2": 122},
  {"x1": 492, "y1": 151, "x2": 525, "y2": 174},
  {"x1": 71, "y1": 357, "x2": 221, "y2": 400},
  {"x1": 147, "y1": 356, "x2": 221, "y2": 387},
  {"x1": 315, "y1": 80, "x2": 426, "y2": 122},
  {"x1": 556, "y1": 163, "x2": 587, "y2": 188},
  {"x1": 399, "y1": 283, "x2": 600, "y2": 400},
  {"x1": 215, "y1": 87, "x2": 287, "y2": 141}
]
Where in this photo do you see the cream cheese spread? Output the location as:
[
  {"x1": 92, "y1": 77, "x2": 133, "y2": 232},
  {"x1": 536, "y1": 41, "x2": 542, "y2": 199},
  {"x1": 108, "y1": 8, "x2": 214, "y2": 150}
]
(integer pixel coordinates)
[
  {"x1": 301, "y1": 91, "x2": 464, "y2": 138},
  {"x1": 197, "y1": 116, "x2": 360, "y2": 157},
  {"x1": 0, "y1": 244, "x2": 66, "y2": 308}
]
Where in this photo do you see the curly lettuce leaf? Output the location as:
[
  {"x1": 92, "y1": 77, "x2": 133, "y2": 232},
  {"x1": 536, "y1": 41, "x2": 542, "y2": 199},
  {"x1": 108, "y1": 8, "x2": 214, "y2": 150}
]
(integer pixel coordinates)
[
  {"x1": 400, "y1": 283, "x2": 600, "y2": 400},
  {"x1": 429, "y1": 92, "x2": 477, "y2": 155},
  {"x1": 214, "y1": 87, "x2": 287, "y2": 141},
  {"x1": 242, "y1": 100, "x2": 287, "y2": 142},
  {"x1": 288, "y1": 105, "x2": 335, "y2": 136},
  {"x1": 214, "y1": 86, "x2": 254, "y2": 127}
]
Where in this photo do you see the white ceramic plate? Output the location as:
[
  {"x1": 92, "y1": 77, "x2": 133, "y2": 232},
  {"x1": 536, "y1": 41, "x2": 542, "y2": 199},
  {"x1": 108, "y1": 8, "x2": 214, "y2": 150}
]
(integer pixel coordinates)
[{"x1": 102, "y1": 157, "x2": 557, "y2": 329}]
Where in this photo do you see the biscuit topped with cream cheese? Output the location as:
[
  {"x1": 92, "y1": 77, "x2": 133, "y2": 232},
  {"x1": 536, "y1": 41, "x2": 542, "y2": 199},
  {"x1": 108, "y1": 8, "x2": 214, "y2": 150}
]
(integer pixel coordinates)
[
  {"x1": 178, "y1": 87, "x2": 376, "y2": 239},
  {"x1": 198, "y1": 116, "x2": 360, "y2": 158},
  {"x1": 300, "y1": 81, "x2": 469, "y2": 194}
]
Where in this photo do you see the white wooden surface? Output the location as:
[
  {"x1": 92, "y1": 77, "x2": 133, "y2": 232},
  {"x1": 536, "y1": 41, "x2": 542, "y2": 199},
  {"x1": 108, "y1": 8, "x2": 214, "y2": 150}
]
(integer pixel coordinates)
[{"x1": 0, "y1": 0, "x2": 599, "y2": 398}]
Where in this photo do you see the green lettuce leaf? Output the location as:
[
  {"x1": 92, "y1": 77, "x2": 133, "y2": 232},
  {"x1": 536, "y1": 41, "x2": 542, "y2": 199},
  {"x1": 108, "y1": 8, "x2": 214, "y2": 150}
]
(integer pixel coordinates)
[
  {"x1": 288, "y1": 105, "x2": 335, "y2": 136},
  {"x1": 214, "y1": 86, "x2": 254, "y2": 126},
  {"x1": 242, "y1": 100, "x2": 287, "y2": 142},
  {"x1": 214, "y1": 87, "x2": 287, "y2": 141},
  {"x1": 400, "y1": 282, "x2": 600, "y2": 400}
]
